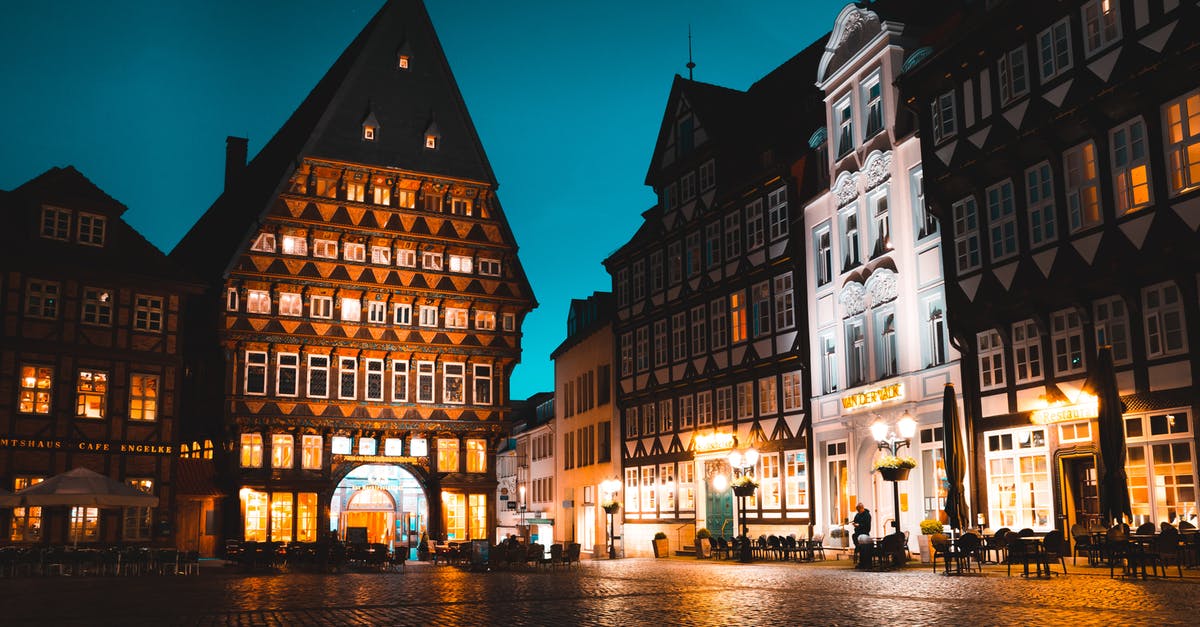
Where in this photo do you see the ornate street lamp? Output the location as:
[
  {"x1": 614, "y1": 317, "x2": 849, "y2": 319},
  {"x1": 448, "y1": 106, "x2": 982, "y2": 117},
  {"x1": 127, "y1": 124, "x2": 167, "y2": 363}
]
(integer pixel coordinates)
[
  {"x1": 870, "y1": 410, "x2": 917, "y2": 562},
  {"x1": 728, "y1": 446, "x2": 759, "y2": 563},
  {"x1": 600, "y1": 478, "x2": 622, "y2": 559}
]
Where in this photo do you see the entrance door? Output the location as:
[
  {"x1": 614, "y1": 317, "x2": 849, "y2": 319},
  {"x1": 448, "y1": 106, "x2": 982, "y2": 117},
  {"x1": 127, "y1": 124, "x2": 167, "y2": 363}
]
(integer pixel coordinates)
[
  {"x1": 1061, "y1": 455, "x2": 1099, "y2": 530},
  {"x1": 705, "y1": 460, "x2": 733, "y2": 539}
]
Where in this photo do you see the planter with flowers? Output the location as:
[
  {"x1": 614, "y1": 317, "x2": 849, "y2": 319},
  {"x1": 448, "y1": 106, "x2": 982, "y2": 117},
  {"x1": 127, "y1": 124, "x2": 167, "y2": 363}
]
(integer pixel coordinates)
[
  {"x1": 873, "y1": 455, "x2": 917, "y2": 482},
  {"x1": 602, "y1": 501, "x2": 621, "y2": 515},
  {"x1": 652, "y1": 531, "x2": 669, "y2": 558},
  {"x1": 731, "y1": 475, "x2": 759, "y2": 497},
  {"x1": 917, "y1": 518, "x2": 944, "y2": 563}
]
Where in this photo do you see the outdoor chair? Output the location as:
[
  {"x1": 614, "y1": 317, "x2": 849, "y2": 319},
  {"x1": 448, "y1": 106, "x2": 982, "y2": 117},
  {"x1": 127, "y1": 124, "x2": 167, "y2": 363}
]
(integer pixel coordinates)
[
  {"x1": 563, "y1": 542, "x2": 581, "y2": 568},
  {"x1": 1103, "y1": 525, "x2": 1130, "y2": 578},
  {"x1": 1070, "y1": 523, "x2": 1096, "y2": 565},
  {"x1": 1005, "y1": 531, "x2": 1036, "y2": 577},
  {"x1": 985, "y1": 528, "x2": 1010, "y2": 564},
  {"x1": 930, "y1": 533, "x2": 950, "y2": 573},
  {"x1": 547, "y1": 543, "x2": 564, "y2": 569},
  {"x1": 808, "y1": 533, "x2": 826, "y2": 561},
  {"x1": 714, "y1": 537, "x2": 731, "y2": 560},
  {"x1": 1149, "y1": 527, "x2": 1185, "y2": 578},
  {"x1": 526, "y1": 543, "x2": 543, "y2": 569},
  {"x1": 1040, "y1": 531, "x2": 1068, "y2": 575},
  {"x1": 755, "y1": 535, "x2": 769, "y2": 560},
  {"x1": 1017, "y1": 528, "x2": 1035, "y2": 537},
  {"x1": 767, "y1": 535, "x2": 782, "y2": 560},
  {"x1": 952, "y1": 532, "x2": 983, "y2": 574},
  {"x1": 873, "y1": 533, "x2": 903, "y2": 570},
  {"x1": 1136, "y1": 522, "x2": 1157, "y2": 536}
]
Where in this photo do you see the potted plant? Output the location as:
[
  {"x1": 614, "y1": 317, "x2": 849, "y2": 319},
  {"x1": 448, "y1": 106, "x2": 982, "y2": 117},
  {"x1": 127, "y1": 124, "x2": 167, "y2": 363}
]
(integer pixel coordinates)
[
  {"x1": 694, "y1": 527, "x2": 713, "y2": 559},
  {"x1": 731, "y1": 475, "x2": 759, "y2": 497},
  {"x1": 873, "y1": 455, "x2": 917, "y2": 481},
  {"x1": 602, "y1": 501, "x2": 620, "y2": 515},
  {"x1": 417, "y1": 531, "x2": 431, "y2": 561},
  {"x1": 917, "y1": 519, "x2": 943, "y2": 563},
  {"x1": 652, "y1": 531, "x2": 669, "y2": 558}
]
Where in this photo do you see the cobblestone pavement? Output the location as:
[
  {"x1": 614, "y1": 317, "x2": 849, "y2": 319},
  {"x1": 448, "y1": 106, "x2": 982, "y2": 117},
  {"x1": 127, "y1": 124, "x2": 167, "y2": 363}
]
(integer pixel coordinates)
[{"x1": 3, "y1": 557, "x2": 1198, "y2": 626}]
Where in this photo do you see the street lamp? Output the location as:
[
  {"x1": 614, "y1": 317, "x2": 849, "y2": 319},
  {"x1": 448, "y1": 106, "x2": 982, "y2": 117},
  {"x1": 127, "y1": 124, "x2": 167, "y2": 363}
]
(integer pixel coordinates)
[
  {"x1": 728, "y1": 446, "x2": 758, "y2": 563},
  {"x1": 600, "y1": 478, "x2": 621, "y2": 559},
  {"x1": 870, "y1": 411, "x2": 917, "y2": 553}
]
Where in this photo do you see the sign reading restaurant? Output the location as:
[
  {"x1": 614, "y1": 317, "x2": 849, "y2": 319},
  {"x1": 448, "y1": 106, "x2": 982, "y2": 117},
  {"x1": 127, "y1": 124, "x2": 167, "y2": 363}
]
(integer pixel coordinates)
[
  {"x1": 694, "y1": 432, "x2": 737, "y2": 453},
  {"x1": 0, "y1": 437, "x2": 175, "y2": 455},
  {"x1": 1029, "y1": 398, "x2": 1099, "y2": 425},
  {"x1": 841, "y1": 383, "x2": 905, "y2": 410}
]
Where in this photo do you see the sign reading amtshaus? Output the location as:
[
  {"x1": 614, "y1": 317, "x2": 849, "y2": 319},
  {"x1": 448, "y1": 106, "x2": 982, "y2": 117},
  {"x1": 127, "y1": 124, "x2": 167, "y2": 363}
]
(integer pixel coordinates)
[{"x1": 0, "y1": 437, "x2": 175, "y2": 455}]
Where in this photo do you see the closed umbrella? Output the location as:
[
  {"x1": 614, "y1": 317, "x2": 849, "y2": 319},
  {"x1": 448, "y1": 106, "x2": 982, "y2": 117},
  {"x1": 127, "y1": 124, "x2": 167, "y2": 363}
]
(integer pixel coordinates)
[
  {"x1": 1093, "y1": 347, "x2": 1131, "y2": 526},
  {"x1": 941, "y1": 383, "x2": 970, "y2": 532}
]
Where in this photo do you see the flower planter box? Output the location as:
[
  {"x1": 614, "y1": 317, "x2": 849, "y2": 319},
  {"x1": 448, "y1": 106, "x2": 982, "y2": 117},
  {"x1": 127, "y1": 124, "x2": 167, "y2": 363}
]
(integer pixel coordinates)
[
  {"x1": 652, "y1": 538, "x2": 669, "y2": 558},
  {"x1": 733, "y1": 484, "x2": 757, "y2": 497},
  {"x1": 696, "y1": 537, "x2": 712, "y2": 559},
  {"x1": 878, "y1": 466, "x2": 911, "y2": 481},
  {"x1": 917, "y1": 534, "x2": 932, "y2": 563}
]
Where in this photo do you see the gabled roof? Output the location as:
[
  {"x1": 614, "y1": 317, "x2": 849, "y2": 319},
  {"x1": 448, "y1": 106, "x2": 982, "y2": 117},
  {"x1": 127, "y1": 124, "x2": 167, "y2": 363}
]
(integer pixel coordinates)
[
  {"x1": 643, "y1": 76, "x2": 749, "y2": 186},
  {"x1": 172, "y1": 0, "x2": 499, "y2": 281}
]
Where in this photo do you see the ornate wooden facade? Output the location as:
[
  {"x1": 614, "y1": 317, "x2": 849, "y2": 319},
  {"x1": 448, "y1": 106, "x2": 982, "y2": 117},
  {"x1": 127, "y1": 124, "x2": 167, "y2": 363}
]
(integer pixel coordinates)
[{"x1": 171, "y1": 0, "x2": 535, "y2": 545}]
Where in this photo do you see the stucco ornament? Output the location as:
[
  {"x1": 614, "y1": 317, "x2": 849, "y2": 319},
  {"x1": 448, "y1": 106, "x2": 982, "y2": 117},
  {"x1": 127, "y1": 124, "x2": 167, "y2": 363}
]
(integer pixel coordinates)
[
  {"x1": 863, "y1": 151, "x2": 893, "y2": 190},
  {"x1": 840, "y1": 281, "x2": 866, "y2": 317},
  {"x1": 834, "y1": 172, "x2": 860, "y2": 208},
  {"x1": 864, "y1": 267, "x2": 898, "y2": 306}
]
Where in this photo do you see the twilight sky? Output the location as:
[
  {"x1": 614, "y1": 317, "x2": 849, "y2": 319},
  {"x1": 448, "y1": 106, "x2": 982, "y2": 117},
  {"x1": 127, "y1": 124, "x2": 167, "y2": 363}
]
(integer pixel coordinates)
[{"x1": 0, "y1": 0, "x2": 847, "y2": 399}]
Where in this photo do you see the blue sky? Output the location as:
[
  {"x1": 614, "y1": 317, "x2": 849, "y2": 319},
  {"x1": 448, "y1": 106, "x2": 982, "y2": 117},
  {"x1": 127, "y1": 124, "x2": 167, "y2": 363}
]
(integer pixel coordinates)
[{"x1": 0, "y1": 0, "x2": 848, "y2": 399}]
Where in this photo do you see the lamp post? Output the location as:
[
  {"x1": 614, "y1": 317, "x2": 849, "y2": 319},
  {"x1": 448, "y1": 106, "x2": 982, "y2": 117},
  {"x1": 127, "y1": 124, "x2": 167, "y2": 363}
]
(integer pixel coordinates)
[
  {"x1": 600, "y1": 478, "x2": 621, "y2": 559},
  {"x1": 870, "y1": 411, "x2": 917, "y2": 564},
  {"x1": 728, "y1": 446, "x2": 758, "y2": 563}
]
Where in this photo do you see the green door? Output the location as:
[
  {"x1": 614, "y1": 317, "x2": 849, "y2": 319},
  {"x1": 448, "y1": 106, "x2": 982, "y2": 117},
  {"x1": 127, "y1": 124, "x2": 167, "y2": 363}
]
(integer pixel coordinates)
[{"x1": 705, "y1": 460, "x2": 733, "y2": 539}]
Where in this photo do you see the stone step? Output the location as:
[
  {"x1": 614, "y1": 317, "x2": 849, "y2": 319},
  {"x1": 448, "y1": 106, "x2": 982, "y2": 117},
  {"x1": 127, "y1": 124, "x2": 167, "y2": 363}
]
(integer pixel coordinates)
[{"x1": 674, "y1": 545, "x2": 697, "y2": 557}]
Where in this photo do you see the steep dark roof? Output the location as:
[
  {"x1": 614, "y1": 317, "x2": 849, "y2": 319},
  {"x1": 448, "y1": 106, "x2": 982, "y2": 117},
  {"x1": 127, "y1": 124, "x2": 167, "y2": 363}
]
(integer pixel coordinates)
[
  {"x1": 550, "y1": 291, "x2": 614, "y2": 359},
  {"x1": 171, "y1": 0, "x2": 499, "y2": 281},
  {"x1": 643, "y1": 77, "x2": 749, "y2": 187}
]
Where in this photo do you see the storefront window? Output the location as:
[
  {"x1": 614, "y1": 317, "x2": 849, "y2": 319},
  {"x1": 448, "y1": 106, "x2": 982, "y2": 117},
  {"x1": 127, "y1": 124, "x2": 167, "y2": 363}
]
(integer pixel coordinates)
[
  {"x1": 444, "y1": 492, "x2": 466, "y2": 541},
  {"x1": 70, "y1": 507, "x2": 99, "y2": 543},
  {"x1": 271, "y1": 493, "x2": 293, "y2": 543},
  {"x1": 641, "y1": 466, "x2": 656, "y2": 513},
  {"x1": 785, "y1": 451, "x2": 808, "y2": 513},
  {"x1": 760, "y1": 454, "x2": 780, "y2": 509},
  {"x1": 826, "y1": 441, "x2": 850, "y2": 526},
  {"x1": 10, "y1": 477, "x2": 44, "y2": 541},
  {"x1": 1126, "y1": 411, "x2": 1197, "y2": 524},
  {"x1": 660, "y1": 463, "x2": 676, "y2": 513},
  {"x1": 679, "y1": 462, "x2": 696, "y2": 511},
  {"x1": 243, "y1": 489, "x2": 268, "y2": 542},
  {"x1": 920, "y1": 427, "x2": 947, "y2": 520},
  {"x1": 625, "y1": 468, "x2": 639, "y2": 512},
  {"x1": 985, "y1": 427, "x2": 1052, "y2": 531},
  {"x1": 297, "y1": 493, "x2": 318, "y2": 542},
  {"x1": 469, "y1": 494, "x2": 487, "y2": 540},
  {"x1": 122, "y1": 479, "x2": 154, "y2": 540},
  {"x1": 437, "y1": 438, "x2": 460, "y2": 472}
]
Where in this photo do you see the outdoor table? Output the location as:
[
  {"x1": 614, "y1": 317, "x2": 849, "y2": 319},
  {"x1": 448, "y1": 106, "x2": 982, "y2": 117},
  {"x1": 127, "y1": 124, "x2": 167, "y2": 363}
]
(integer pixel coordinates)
[
  {"x1": 856, "y1": 537, "x2": 883, "y2": 569},
  {"x1": 1015, "y1": 536, "x2": 1047, "y2": 578},
  {"x1": 978, "y1": 533, "x2": 1002, "y2": 564},
  {"x1": 1125, "y1": 534, "x2": 1158, "y2": 579}
]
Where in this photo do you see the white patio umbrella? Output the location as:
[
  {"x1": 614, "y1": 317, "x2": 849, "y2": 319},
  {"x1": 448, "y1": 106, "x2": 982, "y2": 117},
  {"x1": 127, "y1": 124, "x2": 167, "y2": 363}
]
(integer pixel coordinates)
[{"x1": 11, "y1": 467, "x2": 159, "y2": 507}]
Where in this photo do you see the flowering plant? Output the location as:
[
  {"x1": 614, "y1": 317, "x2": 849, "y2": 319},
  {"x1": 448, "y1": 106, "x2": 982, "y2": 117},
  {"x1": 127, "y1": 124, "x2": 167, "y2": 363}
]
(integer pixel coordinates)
[
  {"x1": 872, "y1": 455, "x2": 917, "y2": 471},
  {"x1": 601, "y1": 501, "x2": 620, "y2": 513},
  {"x1": 731, "y1": 475, "x2": 759, "y2": 489}
]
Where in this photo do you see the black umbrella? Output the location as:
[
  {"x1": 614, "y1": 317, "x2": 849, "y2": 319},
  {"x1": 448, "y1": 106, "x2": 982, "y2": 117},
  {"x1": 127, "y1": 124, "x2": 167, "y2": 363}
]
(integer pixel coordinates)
[
  {"x1": 941, "y1": 383, "x2": 970, "y2": 532},
  {"x1": 1093, "y1": 346, "x2": 1131, "y2": 526}
]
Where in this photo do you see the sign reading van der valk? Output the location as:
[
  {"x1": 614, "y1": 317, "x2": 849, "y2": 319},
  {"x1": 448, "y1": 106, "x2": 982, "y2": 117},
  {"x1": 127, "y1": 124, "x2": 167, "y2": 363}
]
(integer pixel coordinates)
[{"x1": 0, "y1": 437, "x2": 175, "y2": 455}]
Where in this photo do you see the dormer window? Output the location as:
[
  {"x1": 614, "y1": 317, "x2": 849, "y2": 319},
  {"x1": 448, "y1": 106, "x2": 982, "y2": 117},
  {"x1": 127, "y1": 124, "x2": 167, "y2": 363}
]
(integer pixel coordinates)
[
  {"x1": 363, "y1": 126, "x2": 376, "y2": 141},
  {"x1": 251, "y1": 232, "x2": 276, "y2": 253},
  {"x1": 398, "y1": 55, "x2": 410, "y2": 70},
  {"x1": 425, "y1": 134, "x2": 438, "y2": 149},
  {"x1": 78, "y1": 213, "x2": 106, "y2": 246},
  {"x1": 362, "y1": 112, "x2": 380, "y2": 143},
  {"x1": 41, "y1": 206, "x2": 70, "y2": 241}
]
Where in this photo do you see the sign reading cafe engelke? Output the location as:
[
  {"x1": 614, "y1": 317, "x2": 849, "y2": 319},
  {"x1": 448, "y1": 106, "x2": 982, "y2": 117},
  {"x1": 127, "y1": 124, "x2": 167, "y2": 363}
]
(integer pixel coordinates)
[{"x1": 0, "y1": 437, "x2": 175, "y2": 455}]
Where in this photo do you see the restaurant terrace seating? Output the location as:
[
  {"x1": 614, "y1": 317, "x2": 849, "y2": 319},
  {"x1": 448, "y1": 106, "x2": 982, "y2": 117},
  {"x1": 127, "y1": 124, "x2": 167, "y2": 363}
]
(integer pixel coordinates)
[{"x1": 1040, "y1": 531, "x2": 1068, "y2": 575}]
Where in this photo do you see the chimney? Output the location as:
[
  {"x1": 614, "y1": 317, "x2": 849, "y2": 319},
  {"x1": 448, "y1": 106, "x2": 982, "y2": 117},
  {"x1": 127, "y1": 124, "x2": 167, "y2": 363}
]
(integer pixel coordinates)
[{"x1": 224, "y1": 136, "x2": 248, "y2": 191}]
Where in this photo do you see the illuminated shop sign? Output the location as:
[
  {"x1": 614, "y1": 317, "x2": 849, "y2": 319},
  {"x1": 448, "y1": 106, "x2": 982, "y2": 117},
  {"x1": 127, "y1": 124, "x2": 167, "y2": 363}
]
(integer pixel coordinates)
[
  {"x1": 333, "y1": 455, "x2": 425, "y2": 464},
  {"x1": 694, "y1": 432, "x2": 736, "y2": 453},
  {"x1": 1029, "y1": 399, "x2": 1099, "y2": 425},
  {"x1": 0, "y1": 437, "x2": 174, "y2": 455},
  {"x1": 841, "y1": 383, "x2": 905, "y2": 410}
]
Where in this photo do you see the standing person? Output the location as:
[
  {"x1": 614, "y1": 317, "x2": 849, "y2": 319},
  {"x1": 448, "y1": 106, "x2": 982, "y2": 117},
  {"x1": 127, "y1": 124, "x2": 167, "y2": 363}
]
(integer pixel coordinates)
[{"x1": 852, "y1": 503, "x2": 873, "y2": 568}]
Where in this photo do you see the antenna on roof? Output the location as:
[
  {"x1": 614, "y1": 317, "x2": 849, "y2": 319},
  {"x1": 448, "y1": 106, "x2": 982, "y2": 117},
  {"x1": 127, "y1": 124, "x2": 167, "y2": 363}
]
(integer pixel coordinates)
[{"x1": 686, "y1": 24, "x2": 696, "y2": 80}]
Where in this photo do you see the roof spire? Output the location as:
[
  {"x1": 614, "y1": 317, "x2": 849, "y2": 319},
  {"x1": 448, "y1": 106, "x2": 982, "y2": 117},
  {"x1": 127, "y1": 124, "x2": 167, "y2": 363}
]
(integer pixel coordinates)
[{"x1": 686, "y1": 24, "x2": 696, "y2": 80}]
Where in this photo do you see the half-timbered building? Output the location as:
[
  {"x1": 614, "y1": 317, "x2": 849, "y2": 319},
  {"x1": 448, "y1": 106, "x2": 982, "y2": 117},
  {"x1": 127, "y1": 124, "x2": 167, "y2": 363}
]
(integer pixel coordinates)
[{"x1": 171, "y1": 0, "x2": 535, "y2": 549}]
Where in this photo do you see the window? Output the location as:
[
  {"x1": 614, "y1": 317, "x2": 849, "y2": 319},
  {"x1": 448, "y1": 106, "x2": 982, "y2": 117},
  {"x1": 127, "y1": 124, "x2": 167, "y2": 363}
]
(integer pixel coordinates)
[
  {"x1": 467, "y1": 439, "x2": 487, "y2": 473},
  {"x1": 1082, "y1": 0, "x2": 1121, "y2": 56},
  {"x1": 597, "y1": 364, "x2": 611, "y2": 406},
  {"x1": 384, "y1": 438, "x2": 403, "y2": 457},
  {"x1": 932, "y1": 91, "x2": 957, "y2": 143},
  {"x1": 450, "y1": 198, "x2": 472, "y2": 216},
  {"x1": 986, "y1": 427, "x2": 1051, "y2": 531},
  {"x1": 127, "y1": 369, "x2": 158, "y2": 420},
  {"x1": 782, "y1": 370, "x2": 803, "y2": 412},
  {"x1": 246, "y1": 290, "x2": 270, "y2": 315},
  {"x1": 272, "y1": 434, "x2": 294, "y2": 468},
  {"x1": 642, "y1": 402, "x2": 656, "y2": 435},
  {"x1": 1065, "y1": 141, "x2": 1102, "y2": 232},
  {"x1": 1094, "y1": 296, "x2": 1131, "y2": 364},
  {"x1": 704, "y1": 222, "x2": 721, "y2": 268},
  {"x1": 745, "y1": 200, "x2": 764, "y2": 250},
  {"x1": 240, "y1": 433, "x2": 263, "y2": 467},
  {"x1": 759, "y1": 376, "x2": 777, "y2": 416},
  {"x1": 332, "y1": 436, "x2": 352, "y2": 455},
  {"x1": 392, "y1": 360, "x2": 408, "y2": 402},
  {"x1": 310, "y1": 295, "x2": 332, "y2": 319},
  {"x1": 986, "y1": 180, "x2": 1018, "y2": 261},
  {"x1": 709, "y1": 299, "x2": 728, "y2": 351},
  {"x1": 371, "y1": 246, "x2": 391, "y2": 265},
  {"x1": 81, "y1": 287, "x2": 113, "y2": 325},
  {"x1": 729, "y1": 290, "x2": 748, "y2": 344},
  {"x1": 716, "y1": 386, "x2": 733, "y2": 423},
  {"x1": 340, "y1": 297, "x2": 361, "y2": 322},
  {"x1": 1143, "y1": 282, "x2": 1186, "y2": 357},
  {"x1": 923, "y1": 294, "x2": 948, "y2": 368},
  {"x1": 449, "y1": 254, "x2": 473, "y2": 273},
  {"x1": 875, "y1": 310, "x2": 897, "y2": 379},
  {"x1": 419, "y1": 305, "x2": 438, "y2": 327},
  {"x1": 122, "y1": 479, "x2": 154, "y2": 541},
  {"x1": 239, "y1": 350, "x2": 266, "y2": 395},
  {"x1": 751, "y1": 282, "x2": 771, "y2": 338},
  {"x1": 276, "y1": 353, "x2": 299, "y2": 397},
  {"x1": 632, "y1": 260, "x2": 645, "y2": 300},
  {"x1": 475, "y1": 310, "x2": 496, "y2": 331},
  {"x1": 1011, "y1": 320, "x2": 1043, "y2": 383},
  {"x1": 912, "y1": 166, "x2": 937, "y2": 241},
  {"x1": 278, "y1": 293, "x2": 302, "y2": 317},
  {"x1": 1025, "y1": 162, "x2": 1057, "y2": 246},
  {"x1": 978, "y1": 330, "x2": 1005, "y2": 390},
  {"x1": 635, "y1": 326, "x2": 649, "y2": 372},
  {"x1": 338, "y1": 357, "x2": 357, "y2": 400},
  {"x1": 393, "y1": 303, "x2": 412, "y2": 325},
  {"x1": 1051, "y1": 309, "x2": 1086, "y2": 375},
  {"x1": 768, "y1": 187, "x2": 788, "y2": 241},
  {"x1": 814, "y1": 224, "x2": 833, "y2": 286},
  {"x1": 868, "y1": 188, "x2": 890, "y2": 258},
  {"x1": 251, "y1": 232, "x2": 276, "y2": 252},
  {"x1": 422, "y1": 251, "x2": 442, "y2": 271},
  {"x1": 820, "y1": 333, "x2": 838, "y2": 394},
  {"x1": 620, "y1": 332, "x2": 633, "y2": 376},
  {"x1": 25, "y1": 280, "x2": 60, "y2": 319},
  {"x1": 445, "y1": 308, "x2": 468, "y2": 329},
  {"x1": 840, "y1": 206, "x2": 861, "y2": 270},
  {"x1": 373, "y1": 185, "x2": 390, "y2": 205},
  {"x1": 417, "y1": 362, "x2": 435, "y2": 403},
  {"x1": 722, "y1": 213, "x2": 742, "y2": 262},
  {"x1": 690, "y1": 305, "x2": 707, "y2": 356},
  {"x1": 835, "y1": 95, "x2": 854, "y2": 157},
  {"x1": 444, "y1": 363, "x2": 464, "y2": 403},
  {"x1": 478, "y1": 258, "x2": 501, "y2": 276},
  {"x1": 699, "y1": 159, "x2": 715, "y2": 190},
  {"x1": 503, "y1": 313, "x2": 515, "y2": 332},
  {"x1": 625, "y1": 407, "x2": 639, "y2": 438},
  {"x1": 1110, "y1": 118, "x2": 1152, "y2": 214},
  {"x1": 680, "y1": 171, "x2": 697, "y2": 204},
  {"x1": 952, "y1": 196, "x2": 981, "y2": 272},
  {"x1": 1038, "y1": 18, "x2": 1073, "y2": 81},
  {"x1": 438, "y1": 438, "x2": 460, "y2": 472},
  {"x1": 685, "y1": 232, "x2": 701, "y2": 277},
  {"x1": 615, "y1": 268, "x2": 629, "y2": 307},
  {"x1": 649, "y1": 251, "x2": 664, "y2": 293},
  {"x1": 1125, "y1": 411, "x2": 1197, "y2": 524},
  {"x1": 664, "y1": 183, "x2": 678, "y2": 210},
  {"x1": 697, "y1": 390, "x2": 713, "y2": 426},
  {"x1": 41, "y1": 206, "x2": 70, "y2": 240},
  {"x1": 665, "y1": 241, "x2": 682, "y2": 286},
  {"x1": 307, "y1": 355, "x2": 329, "y2": 398},
  {"x1": 474, "y1": 364, "x2": 492, "y2": 405},
  {"x1": 346, "y1": 182, "x2": 365, "y2": 202},
  {"x1": 640, "y1": 466, "x2": 656, "y2": 512},
  {"x1": 365, "y1": 359, "x2": 384, "y2": 401},
  {"x1": 313, "y1": 239, "x2": 337, "y2": 259},
  {"x1": 226, "y1": 288, "x2": 239, "y2": 312},
  {"x1": 672, "y1": 312, "x2": 687, "y2": 362},
  {"x1": 396, "y1": 190, "x2": 416, "y2": 209},
  {"x1": 998, "y1": 45, "x2": 1029, "y2": 105},
  {"x1": 679, "y1": 461, "x2": 695, "y2": 511},
  {"x1": 281, "y1": 234, "x2": 307, "y2": 256},
  {"x1": 19, "y1": 365, "x2": 53, "y2": 414},
  {"x1": 396, "y1": 248, "x2": 417, "y2": 267},
  {"x1": 10, "y1": 477, "x2": 44, "y2": 541},
  {"x1": 863, "y1": 73, "x2": 883, "y2": 138},
  {"x1": 785, "y1": 451, "x2": 808, "y2": 511},
  {"x1": 679, "y1": 395, "x2": 695, "y2": 429},
  {"x1": 736, "y1": 381, "x2": 754, "y2": 419},
  {"x1": 343, "y1": 242, "x2": 365, "y2": 262},
  {"x1": 77, "y1": 213, "x2": 106, "y2": 246},
  {"x1": 301, "y1": 435, "x2": 322, "y2": 469},
  {"x1": 826, "y1": 440, "x2": 850, "y2": 527},
  {"x1": 1163, "y1": 90, "x2": 1200, "y2": 195},
  {"x1": 845, "y1": 318, "x2": 867, "y2": 388},
  {"x1": 774, "y1": 272, "x2": 795, "y2": 330}
]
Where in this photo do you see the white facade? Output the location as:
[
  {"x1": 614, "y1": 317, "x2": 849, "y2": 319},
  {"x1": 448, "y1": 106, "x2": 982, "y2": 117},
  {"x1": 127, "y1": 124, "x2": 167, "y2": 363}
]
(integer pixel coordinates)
[{"x1": 804, "y1": 4, "x2": 964, "y2": 549}]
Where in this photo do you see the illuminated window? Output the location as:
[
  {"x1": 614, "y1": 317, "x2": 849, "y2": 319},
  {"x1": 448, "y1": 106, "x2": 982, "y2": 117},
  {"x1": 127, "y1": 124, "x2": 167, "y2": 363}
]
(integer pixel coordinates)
[
  {"x1": 340, "y1": 297, "x2": 361, "y2": 322},
  {"x1": 466, "y1": 439, "x2": 487, "y2": 473},
  {"x1": 273, "y1": 292, "x2": 300, "y2": 317},
  {"x1": 373, "y1": 185, "x2": 390, "y2": 205},
  {"x1": 26, "y1": 280, "x2": 60, "y2": 319},
  {"x1": 281, "y1": 234, "x2": 307, "y2": 256},
  {"x1": 246, "y1": 290, "x2": 270, "y2": 314},
  {"x1": 271, "y1": 493, "x2": 293, "y2": 543},
  {"x1": 425, "y1": 135, "x2": 438, "y2": 149},
  {"x1": 469, "y1": 494, "x2": 487, "y2": 540},
  {"x1": 450, "y1": 198, "x2": 472, "y2": 216},
  {"x1": 310, "y1": 295, "x2": 332, "y2": 319},
  {"x1": 297, "y1": 493, "x2": 318, "y2": 542},
  {"x1": 438, "y1": 438, "x2": 460, "y2": 472},
  {"x1": 10, "y1": 477, "x2": 44, "y2": 541},
  {"x1": 19, "y1": 365, "x2": 53, "y2": 414},
  {"x1": 422, "y1": 251, "x2": 443, "y2": 270},
  {"x1": 338, "y1": 357, "x2": 357, "y2": 400},
  {"x1": 307, "y1": 354, "x2": 329, "y2": 398},
  {"x1": 313, "y1": 239, "x2": 337, "y2": 259},
  {"x1": 70, "y1": 507, "x2": 99, "y2": 543},
  {"x1": 1065, "y1": 141, "x2": 1101, "y2": 232},
  {"x1": 41, "y1": 206, "x2": 70, "y2": 240},
  {"x1": 760, "y1": 453, "x2": 781, "y2": 509},
  {"x1": 397, "y1": 54, "x2": 410, "y2": 70},
  {"x1": 444, "y1": 492, "x2": 465, "y2": 540},
  {"x1": 240, "y1": 433, "x2": 263, "y2": 467},
  {"x1": 448, "y1": 254, "x2": 473, "y2": 273},
  {"x1": 443, "y1": 308, "x2": 466, "y2": 329},
  {"x1": 384, "y1": 438, "x2": 404, "y2": 456},
  {"x1": 729, "y1": 290, "x2": 747, "y2": 344},
  {"x1": 1125, "y1": 411, "x2": 1196, "y2": 524},
  {"x1": 81, "y1": 287, "x2": 112, "y2": 325},
  {"x1": 625, "y1": 468, "x2": 639, "y2": 512},
  {"x1": 679, "y1": 462, "x2": 695, "y2": 511},
  {"x1": 346, "y1": 182, "x2": 365, "y2": 203},
  {"x1": 272, "y1": 434, "x2": 294, "y2": 468},
  {"x1": 370, "y1": 245, "x2": 390, "y2": 265},
  {"x1": 251, "y1": 232, "x2": 276, "y2": 252},
  {"x1": 301, "y1": 435, "x2": 322, "y2": 469},
  {"x1": 363, "y1": 125, "x2": 376, "y2": 141},
  {"x1": 985, "y1": 427, "x2": 1051, "y2": 531},
  {"x1": 475, "y1": 310, "x2": 495, "y2": 331},
  {"x1": 243, "y1": 490, "x2": 268, "y2": 542},
  {"x1": 129, "y1": 373, "x2": 158, "y2": 421},
  {"x1": 785, "y1": 450, "x2": 807, "y2": 511},
  {"x1": 226, "y1": 288, "x2": 238, "y2": 311},
  {"x1": 396, "y1": 190, "x2": 416, "y2": 209},
  {"x1": 343, "y1": 242, "x2": 365, "y2": 262},
  {"x1": 331, "y1": 436, "x2": 352, "y2": 455},
  {"x1": 1163, "y1": 90, "x2": 1200, "y2": 195},
  {"x1": 75, "y1": 369, "x2": 107, "y2": 418},
  {"x1": 640, "y1": 466, "x2": 656, "y2": 512},
  {"x1": 1081, "y1": 0, "x2": 1121, "y2": 56},
  {"x1": 245, "y1": 351, "x2": 267, "y2": 395},
  {"x1": 77, "y1": 213, "x2": 106, "y2": 246},
  {"x1": 358, "y1": 437, "x2": 376, "y2": 456},
  {"x1": 1110, "y1": 118, "x2": 1152, "y2": 214},
  {"x1": 820, "y1": 333, "x2": 838, "y2": 394},
  {"x1": 759, "y1": 376, "x2": 778, "y2": 415}
]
